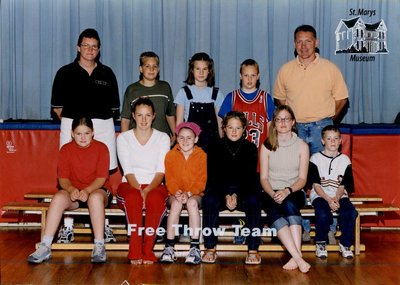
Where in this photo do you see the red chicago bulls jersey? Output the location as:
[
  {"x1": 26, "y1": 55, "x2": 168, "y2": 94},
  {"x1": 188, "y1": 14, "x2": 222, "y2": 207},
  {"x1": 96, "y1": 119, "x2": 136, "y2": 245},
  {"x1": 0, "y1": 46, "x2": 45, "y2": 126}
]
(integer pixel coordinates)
[{"x1": 232, "y1": 89, "x2": 270, "y2": 151}]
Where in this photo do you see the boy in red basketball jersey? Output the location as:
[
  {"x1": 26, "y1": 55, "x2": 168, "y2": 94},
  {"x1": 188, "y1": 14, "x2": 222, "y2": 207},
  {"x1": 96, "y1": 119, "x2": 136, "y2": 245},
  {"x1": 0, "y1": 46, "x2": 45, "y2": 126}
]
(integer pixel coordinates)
[{"x1": 219, "y1": 59, "x2": 274, "y2": 153}]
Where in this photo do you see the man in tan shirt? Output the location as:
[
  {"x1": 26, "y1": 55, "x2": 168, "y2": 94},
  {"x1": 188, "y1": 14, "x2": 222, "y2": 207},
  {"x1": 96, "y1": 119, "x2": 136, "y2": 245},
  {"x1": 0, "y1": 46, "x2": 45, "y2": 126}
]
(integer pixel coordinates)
[{"x1": 274, "y1": 24, "x2": 348, "y2": 154}]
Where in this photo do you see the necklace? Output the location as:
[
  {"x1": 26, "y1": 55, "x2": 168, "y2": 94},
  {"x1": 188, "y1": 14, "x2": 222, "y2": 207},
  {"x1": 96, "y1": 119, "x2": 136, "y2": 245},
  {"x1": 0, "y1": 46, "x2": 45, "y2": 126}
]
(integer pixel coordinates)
[{"x1": 224, "y1": 138, "x2": 243, "y2": 157}]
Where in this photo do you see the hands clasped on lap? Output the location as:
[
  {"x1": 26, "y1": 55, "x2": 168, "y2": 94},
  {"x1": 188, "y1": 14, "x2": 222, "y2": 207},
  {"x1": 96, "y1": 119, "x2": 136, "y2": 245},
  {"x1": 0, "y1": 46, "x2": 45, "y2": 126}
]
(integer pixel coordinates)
[
  {"x1": 70, "y1": 188, "x2": 89, "y2": 202},
  {"x1": 226, "y1": 193, "x2": 237, "y2": 211}
]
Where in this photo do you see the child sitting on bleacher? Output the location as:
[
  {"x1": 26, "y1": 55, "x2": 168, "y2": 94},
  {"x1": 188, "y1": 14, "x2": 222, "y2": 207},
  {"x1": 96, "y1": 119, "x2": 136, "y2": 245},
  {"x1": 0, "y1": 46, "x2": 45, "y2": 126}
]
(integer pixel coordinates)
[
  {"x1": 160, "y1": 122, "x2": 206, "y2": 264},
  {"x1": 308, "y1": 125, "x2": 358, "y2": 259},
  {"x1": 27, "y1": 117, "x2": 113, "y2": 264}
]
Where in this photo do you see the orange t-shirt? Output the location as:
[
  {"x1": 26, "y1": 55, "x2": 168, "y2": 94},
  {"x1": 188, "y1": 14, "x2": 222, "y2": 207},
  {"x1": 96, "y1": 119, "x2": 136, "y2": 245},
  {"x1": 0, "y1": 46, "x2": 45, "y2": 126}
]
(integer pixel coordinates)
[{"x1": 164, "y1": 145, "x2": 207, "y2": 195}]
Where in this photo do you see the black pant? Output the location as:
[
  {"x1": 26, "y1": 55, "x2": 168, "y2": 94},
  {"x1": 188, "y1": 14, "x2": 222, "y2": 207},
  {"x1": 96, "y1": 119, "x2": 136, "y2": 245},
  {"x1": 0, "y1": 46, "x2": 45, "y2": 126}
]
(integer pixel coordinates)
[{"x1": 202, "y1": 191, "x2": 261, "y2": 250}]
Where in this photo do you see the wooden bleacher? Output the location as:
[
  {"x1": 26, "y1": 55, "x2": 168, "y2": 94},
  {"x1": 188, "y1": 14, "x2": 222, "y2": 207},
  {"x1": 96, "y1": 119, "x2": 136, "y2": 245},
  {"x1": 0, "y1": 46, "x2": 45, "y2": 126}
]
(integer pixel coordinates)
[{"x1": 2, "y1": 192, "x2": 399, "y2": 255}]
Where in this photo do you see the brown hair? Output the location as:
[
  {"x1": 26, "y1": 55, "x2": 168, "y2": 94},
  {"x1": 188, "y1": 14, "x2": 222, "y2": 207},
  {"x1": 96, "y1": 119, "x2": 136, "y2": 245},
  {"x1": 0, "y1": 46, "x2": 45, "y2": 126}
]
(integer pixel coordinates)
[
  {"x1": 71, "y1": 117, "x2": 94, "y2": 132},
  {"x1": 76, "y1": 28, "x2": 101, "y2": 62},
  {"x1": 321, "y1": 125, "x2": 341, "y2": 138},
  {"x1": 222, "y1": 111, "x2": 248, "y2": 137},
  {"x1": 131, "y1": 97, "x2": 155, "y2": 114},
  {"x1": 184, "y1": 52, "x2": 215, "y2": 87}
]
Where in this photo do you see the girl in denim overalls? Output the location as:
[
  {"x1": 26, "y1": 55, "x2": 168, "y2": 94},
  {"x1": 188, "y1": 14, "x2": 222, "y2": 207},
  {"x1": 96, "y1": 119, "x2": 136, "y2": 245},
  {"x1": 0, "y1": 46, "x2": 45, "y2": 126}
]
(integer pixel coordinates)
[{"x1": 174, "y1": 52, "x2": 224, "y2": 152}]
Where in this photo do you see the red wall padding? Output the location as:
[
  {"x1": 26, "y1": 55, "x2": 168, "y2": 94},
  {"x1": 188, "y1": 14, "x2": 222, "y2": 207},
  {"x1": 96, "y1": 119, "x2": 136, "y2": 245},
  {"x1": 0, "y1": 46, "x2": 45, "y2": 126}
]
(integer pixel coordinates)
[
  {"x1": 1, "y1": 129, "x2": 399, "y2": 226},
  {"x1": 352, "y1": 135, "x2": 400, "y2": 226}
]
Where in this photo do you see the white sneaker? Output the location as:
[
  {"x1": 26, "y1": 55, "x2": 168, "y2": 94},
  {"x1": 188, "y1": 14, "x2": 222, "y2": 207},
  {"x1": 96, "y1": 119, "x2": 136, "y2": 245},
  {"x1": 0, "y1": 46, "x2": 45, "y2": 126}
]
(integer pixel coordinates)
[
  {"x1": 185, "y1": 247, "x2": 201, "y2": 265},
  {"x1": 91, "y1": 243, "x2": 107, "y2": 263},
  {"x1": 27, "y1": 242, "x2": 52, "y2": 263},
  {"x1": 104, "y1": 224, "x2": 117, "y2": 243},
  {"x1": 160, "y1": 246, "x2": 176, "y2": 263},
  {"x1": 339, "y1": 243, "x2": 354, "y2": 259},
  {"x1": 56, "y1": 226, "x2": 74, "y2": 243},
  {"x1": 316, "y1": 242, "x2": 328, "y2": 259}
]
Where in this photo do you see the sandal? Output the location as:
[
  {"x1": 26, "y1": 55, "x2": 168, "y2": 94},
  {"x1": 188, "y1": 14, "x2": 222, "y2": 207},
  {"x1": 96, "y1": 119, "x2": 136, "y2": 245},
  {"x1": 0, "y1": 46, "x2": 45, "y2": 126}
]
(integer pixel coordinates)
[
  {"x1": 201, "y1": 248, "x2": 217, "y2": 264},
  {"x1": 245, "y1": 251, "x2": 261, "y2": 265}
]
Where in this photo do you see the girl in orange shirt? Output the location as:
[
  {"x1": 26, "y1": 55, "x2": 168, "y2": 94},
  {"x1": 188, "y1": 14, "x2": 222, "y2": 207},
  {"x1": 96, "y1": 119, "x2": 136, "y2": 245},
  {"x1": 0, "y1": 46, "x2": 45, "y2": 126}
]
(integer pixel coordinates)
[{"x1": 160, "y1": 122, "x2": 207, "y2": 265}]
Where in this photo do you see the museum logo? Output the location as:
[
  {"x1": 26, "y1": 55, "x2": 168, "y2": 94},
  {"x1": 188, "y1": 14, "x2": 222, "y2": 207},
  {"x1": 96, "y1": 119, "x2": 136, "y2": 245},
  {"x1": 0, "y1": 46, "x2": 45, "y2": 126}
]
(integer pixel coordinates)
[{"x1": 335, "y1": 9, "x2": 388, "y2": 62}]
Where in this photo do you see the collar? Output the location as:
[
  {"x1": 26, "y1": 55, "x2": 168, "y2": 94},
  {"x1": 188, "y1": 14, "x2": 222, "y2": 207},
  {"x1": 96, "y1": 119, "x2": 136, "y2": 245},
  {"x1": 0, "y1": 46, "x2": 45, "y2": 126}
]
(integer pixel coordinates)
[{"x1": 296, "y1": 53, "x2": 320, "y2": 67}]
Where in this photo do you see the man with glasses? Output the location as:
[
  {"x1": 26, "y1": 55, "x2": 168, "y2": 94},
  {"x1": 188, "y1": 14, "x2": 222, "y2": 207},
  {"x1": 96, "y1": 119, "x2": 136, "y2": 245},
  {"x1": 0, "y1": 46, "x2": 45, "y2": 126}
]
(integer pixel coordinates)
[
  {"x1": 273, "y1": 24, "x2": 349, "y2": 243},
  {"x1": 51, "y1": 28, "x2": 120, "y2": 245}
]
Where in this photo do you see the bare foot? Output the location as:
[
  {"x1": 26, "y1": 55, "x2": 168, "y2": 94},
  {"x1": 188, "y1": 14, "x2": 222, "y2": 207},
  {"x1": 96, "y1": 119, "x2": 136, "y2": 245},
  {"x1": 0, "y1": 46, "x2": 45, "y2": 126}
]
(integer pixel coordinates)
[
  {"x1": 142, "y1": 260, "x2": 154, "y2": 265},
  {"x1": 130, "y1": 259, "x2": 143, "y2": 265},
  {"x1": 283, "y1": 258, "x2": 298, "y2": 270},
  {"x1": 294, "y1": 257, "x2": 311, "y2": 273}
]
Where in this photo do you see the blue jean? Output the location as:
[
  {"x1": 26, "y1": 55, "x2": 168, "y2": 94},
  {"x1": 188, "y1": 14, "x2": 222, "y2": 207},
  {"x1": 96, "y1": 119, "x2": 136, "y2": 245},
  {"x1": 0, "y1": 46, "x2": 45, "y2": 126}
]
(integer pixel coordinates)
[
  {"x1": 302, "y1": 213, "x2": 337, "y2": 233},
  {"x1": 299, "y1": 117, "x2": 334, "y2": 234},
  {"x1": 263, "y1": 190, "x2": 306, "y2": 232},
  {"x1": 297, "y1": 117, "x2": 333, "y2": 155},
  {"x1": 312, "y1": 197, "x2": 358, "y2": 247}
]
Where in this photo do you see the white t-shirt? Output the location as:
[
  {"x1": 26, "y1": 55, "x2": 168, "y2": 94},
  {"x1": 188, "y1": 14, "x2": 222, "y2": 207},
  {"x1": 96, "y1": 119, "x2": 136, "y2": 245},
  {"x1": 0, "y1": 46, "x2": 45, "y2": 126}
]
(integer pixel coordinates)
[{"x1": 117, "y1": 129, "x2": 170, "y2": 184}]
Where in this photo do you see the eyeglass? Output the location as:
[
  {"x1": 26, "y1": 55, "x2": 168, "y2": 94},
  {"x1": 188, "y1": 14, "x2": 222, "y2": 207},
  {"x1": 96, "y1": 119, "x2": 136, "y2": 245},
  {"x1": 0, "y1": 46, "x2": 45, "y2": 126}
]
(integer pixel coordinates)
[
  {"x1": 274, "y1": 117, "x2": 292, "y2": 123},
  {"x1": 80, "y1": 43, "x2": 99, "y2": 51}
]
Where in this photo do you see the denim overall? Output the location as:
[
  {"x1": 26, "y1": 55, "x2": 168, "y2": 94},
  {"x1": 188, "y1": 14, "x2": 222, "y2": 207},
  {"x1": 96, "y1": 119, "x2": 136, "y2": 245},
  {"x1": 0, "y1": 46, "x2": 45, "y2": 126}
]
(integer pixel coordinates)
[{"x1": 183, "y1": 86, "x2": 219, "y2": 152}]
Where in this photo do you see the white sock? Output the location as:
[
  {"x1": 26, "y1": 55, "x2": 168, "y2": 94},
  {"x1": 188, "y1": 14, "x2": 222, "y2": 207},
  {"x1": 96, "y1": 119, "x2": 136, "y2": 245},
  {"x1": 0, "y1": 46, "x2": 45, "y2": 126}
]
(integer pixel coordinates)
[
  {"x1": 94, "y1": 239, "x2": 105, "y2": 245},
  {"x1": 42, "y1": 235, "x2": 53, "y2": 247},
  {"x1": 64, "y1": 217, "x2": 74, "y2": 228},
  {"x1": 105, "y1": 218, "x2": 109, "y2": 226}
]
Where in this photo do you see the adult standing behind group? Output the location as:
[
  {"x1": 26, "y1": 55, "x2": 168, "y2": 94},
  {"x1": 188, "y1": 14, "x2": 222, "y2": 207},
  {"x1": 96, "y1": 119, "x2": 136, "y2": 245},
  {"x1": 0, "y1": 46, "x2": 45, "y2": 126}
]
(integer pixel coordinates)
[
  {"x1": 51, "y1": 28, "x2": 120, "y2": 169},
  {"x1": 120, "y1": 51, "x2": 176, "y2": 144},
  {"x1": 273, "y1": 24, "x2": 349, "y2": 155},
  {"x1": 50, "y1": 28, "x2": 120, "y2": 244}
]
